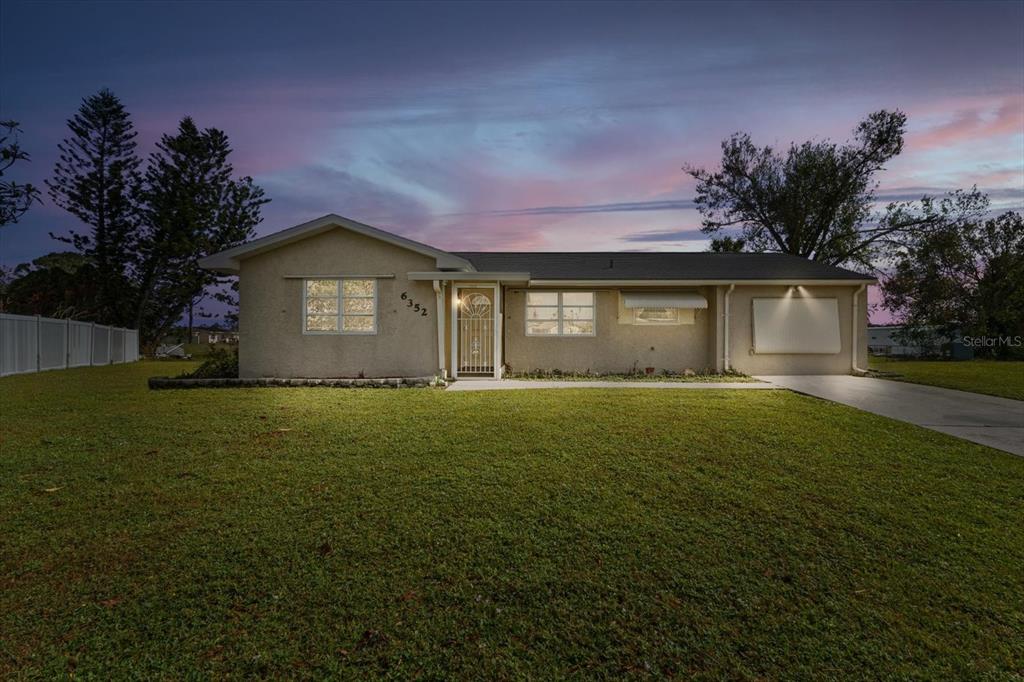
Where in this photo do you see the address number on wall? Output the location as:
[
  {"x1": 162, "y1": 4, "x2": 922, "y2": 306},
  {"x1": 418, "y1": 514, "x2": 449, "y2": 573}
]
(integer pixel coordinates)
[{"x1": 401, "y1": 291, "x2": 428, "y2": 316}]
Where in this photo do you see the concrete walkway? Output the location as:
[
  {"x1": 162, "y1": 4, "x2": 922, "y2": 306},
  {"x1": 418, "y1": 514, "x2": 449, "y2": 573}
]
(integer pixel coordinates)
[
  {"x1": 757, "y1": 375, "x2": 1024, "y2": 456},
  {"x1": 446, "y1": 379, "x2": 773, "y2": 391}
]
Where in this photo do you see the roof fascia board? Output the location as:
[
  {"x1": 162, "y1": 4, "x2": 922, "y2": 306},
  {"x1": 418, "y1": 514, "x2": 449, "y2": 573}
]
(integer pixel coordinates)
[
  {"x1": 407, "y1": 271, "x2": 531, "y2": 282},
  {"x1": 525, "y1": 278, "x2": 877, "y2": 286},
  {"x1": 199, "y1": 214, "x2": 475, "y2": 273}
]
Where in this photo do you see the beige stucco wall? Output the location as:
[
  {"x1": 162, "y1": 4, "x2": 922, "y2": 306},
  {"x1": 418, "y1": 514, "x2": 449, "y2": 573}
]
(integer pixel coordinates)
[
  {"x1": 234, "y1": 229, "x2": 867, "y2": 379},
  {"x1": 726, "y1": 284, "x2": 868, "y2": 375},
  {"x1": 238, "y1": 228, "x2": 440, "y2": 378},
  {"x1": 499, "y1": 283, "x2": 866, "y2": 376},
  {"x1": 502, "y1": 287, "x2": 716, "y2": 374}
]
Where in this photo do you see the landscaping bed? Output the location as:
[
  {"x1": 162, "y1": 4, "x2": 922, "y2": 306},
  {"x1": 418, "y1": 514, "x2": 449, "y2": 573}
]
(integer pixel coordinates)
[
  {"x1": 148, "y1": 375, "x2": 439, "y2": 389},
  {"x1": 504, "y1": 370, "x2": 757, "y2": 382}
]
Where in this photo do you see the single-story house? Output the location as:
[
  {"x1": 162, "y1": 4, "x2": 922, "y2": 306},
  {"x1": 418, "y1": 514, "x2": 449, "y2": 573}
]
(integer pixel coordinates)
[
  {"x1": 867, "y1": 325, "x2": 934, "y2": 357},
  {"x1": 192, "y1": 328, "x2": 240, "y2": 345},
  {"x1": 867, "y1": 324, "x2": 973, "y2": 360},
  {"x1": 199, "y1": 214, "x2": 875, "y2": 379}
]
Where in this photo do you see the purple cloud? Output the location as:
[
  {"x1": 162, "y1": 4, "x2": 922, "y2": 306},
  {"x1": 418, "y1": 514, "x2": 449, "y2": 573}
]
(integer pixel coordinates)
[{"x1": 1, "y1": 0, "x2": 1021, "y2": 328}]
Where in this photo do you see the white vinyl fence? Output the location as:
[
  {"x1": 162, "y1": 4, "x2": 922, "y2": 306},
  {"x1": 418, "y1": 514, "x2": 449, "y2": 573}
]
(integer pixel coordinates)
[{"x1": 0, "y1": 313, "x2": 140, "y2": 377}]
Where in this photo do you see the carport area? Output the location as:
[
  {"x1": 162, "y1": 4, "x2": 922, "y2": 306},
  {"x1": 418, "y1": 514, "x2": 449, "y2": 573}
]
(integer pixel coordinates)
[{"x1": 758, "y1": 375, "x2": 1024, "y2": 456}]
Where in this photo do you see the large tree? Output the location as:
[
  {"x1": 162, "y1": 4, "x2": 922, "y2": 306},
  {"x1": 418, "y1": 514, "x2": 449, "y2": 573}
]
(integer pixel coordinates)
[
  {"x1": 883, "y1": 210, "x2": 1024, "y2": 359},
  {"x1": 0, "y1": 251, "x2": 99, "y2": 318},
  {"x1": 686, "y1": 110, "x2": 987, "y2": 269},
  {"x1": 0, "y1": 120, "x2": 41, "y2": 226},
  {"x1": 46, "y1": 89, "x2": 141, "y2": 324},
  {"x1": 132, "y1": 117, "x2": 266, "y2": 347}
]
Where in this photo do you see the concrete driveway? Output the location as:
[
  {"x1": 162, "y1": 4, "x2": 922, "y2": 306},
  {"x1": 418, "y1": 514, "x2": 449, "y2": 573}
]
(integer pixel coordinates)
[{"x1": 757, "y1": 375, "x2": 1024, "y2": 456}]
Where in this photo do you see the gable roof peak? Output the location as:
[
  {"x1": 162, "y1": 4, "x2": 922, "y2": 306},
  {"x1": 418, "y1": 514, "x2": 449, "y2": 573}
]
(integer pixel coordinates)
[{"x1": 199, "y1": 214, "x2": 474, "y2": 273}]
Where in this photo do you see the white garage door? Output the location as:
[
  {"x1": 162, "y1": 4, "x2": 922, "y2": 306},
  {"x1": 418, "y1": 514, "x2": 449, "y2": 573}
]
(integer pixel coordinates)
[{"x1": 752, "y1": 297, "x2": 841, "y2": 354}]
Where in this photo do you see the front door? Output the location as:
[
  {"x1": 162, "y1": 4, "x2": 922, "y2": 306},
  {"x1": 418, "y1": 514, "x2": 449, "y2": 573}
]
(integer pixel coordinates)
[{"x1": 457, "y1": 288, "x2": 495, "y2": 376}]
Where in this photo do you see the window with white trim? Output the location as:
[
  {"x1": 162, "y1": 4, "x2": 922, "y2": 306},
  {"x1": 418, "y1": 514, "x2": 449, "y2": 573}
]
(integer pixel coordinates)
[
  {"x1": 304, "y1": 279, "x2": 376, "y2": 334},
  {"x1": 526, "y1": 291, "x2": 595, "y2": 336}
]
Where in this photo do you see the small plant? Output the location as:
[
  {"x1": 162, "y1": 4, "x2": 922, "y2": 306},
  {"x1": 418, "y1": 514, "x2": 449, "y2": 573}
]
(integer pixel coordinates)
[{"x1": 180, "y1": 347, "x2": 239, "y2": 379}]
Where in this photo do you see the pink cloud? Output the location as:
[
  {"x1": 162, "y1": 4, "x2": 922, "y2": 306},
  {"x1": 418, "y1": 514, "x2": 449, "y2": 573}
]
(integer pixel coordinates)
[
  {"x1": 908, "y1": 98, "x2": 1023, "y2": 150},
  {"x1": 965, "y1": 166, "x2": 1024, "y2": 187}
]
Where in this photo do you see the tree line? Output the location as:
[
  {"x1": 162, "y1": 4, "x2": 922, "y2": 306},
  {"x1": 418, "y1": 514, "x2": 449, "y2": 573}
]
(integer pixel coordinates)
[
  {"x1": 2, "y1": 100, "x2": 1020, "y2": 357},
  {"x1": 0, "y1": 89, "x2": 267, "y2": 349},
  {"x1": 687, "y1": 109, "x2": 1022, "y2": 359}
]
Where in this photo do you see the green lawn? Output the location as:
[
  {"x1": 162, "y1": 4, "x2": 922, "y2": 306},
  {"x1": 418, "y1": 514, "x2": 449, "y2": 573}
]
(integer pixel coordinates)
[
  {"x1": 2, "y1": 362, "x2": 1022, "y2": 678},
  {"x1": 183, "y1": 341, "x2": 237, "y2": 357},
  {"x1": 870, "y1": 357, "x2": 1024, "y2": 400}
]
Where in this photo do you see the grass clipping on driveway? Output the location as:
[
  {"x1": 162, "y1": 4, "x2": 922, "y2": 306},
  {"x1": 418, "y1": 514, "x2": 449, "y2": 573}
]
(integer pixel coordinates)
[{"x1": 2, "y1": 361, "x2": 1022, "y2": 678}]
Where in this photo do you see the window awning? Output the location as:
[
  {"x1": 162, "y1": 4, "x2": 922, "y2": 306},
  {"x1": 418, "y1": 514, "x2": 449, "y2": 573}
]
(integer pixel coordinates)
[{"x1": 621, "y1": 292, "x2": 708, "y2": 309}]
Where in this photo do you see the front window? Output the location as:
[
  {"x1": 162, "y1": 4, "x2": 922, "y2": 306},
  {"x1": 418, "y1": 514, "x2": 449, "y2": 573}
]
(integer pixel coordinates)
[
  {"x1": 526, "y1": 291, "x2": 595, "y2": 336},
  {"x1": 304, "y1": 279, "x2": 376, "y2": 334},
  {"x1": 633, "y1": 307, "x2": 679, "y2": 324}
]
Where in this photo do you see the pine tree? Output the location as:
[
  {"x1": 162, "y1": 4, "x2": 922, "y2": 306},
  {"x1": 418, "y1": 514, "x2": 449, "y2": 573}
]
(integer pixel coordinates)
[
  {"x1": 132, "y1": 117, "x2": 267, "y2": 347},
  {"x1": 46, "y1": 89, "x2": 141, "y2": 323}
]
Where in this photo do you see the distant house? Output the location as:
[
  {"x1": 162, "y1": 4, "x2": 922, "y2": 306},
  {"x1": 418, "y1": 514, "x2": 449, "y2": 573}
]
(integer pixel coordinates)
[
  {"x1": 867, "y1": 325, "x2": 973, "y2": 359},
  {"x1": 867, "y1": 325, "x2": 931, "y2": 356},
  {"x1": 199, "y1": 214, "x2": 876, "y2": 379},
  {"x1": 192, "y1": 328, "x2": 239, "y2": 345}
]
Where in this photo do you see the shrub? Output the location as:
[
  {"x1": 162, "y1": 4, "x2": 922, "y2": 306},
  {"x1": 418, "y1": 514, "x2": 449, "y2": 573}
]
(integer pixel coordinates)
[{"x1": 180, "y1": 347, "x2": 239, "y2": 379}]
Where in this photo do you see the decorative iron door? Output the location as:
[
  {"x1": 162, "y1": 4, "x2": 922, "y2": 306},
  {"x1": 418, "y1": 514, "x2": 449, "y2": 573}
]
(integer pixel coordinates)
[{"x1": 457, "y1": 288, "x2": 494, "y2": 375}]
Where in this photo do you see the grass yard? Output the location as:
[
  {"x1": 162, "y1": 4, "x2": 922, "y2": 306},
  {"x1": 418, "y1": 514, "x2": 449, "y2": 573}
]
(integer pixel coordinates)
[
  {"x1": 870, "y1": 357, "x2": 1024, "y2": 400},
  {"x1": 2, "y1": 362, "x2": 1022, "y2": 678},
  {"x1": 184, "y1": 341, "x2": 237, "y2": 357}
]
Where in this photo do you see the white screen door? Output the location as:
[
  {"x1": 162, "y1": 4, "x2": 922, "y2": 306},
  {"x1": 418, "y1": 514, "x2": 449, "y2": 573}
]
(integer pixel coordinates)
[{"x1": 457, "y1": 288, "x2": 494, "y2": 375}]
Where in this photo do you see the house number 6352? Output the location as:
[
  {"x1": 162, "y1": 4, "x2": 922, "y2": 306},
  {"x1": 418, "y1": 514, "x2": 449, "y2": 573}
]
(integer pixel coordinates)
[{"x1": 400, "y1": 291, "x2": 428, "y2": 316}]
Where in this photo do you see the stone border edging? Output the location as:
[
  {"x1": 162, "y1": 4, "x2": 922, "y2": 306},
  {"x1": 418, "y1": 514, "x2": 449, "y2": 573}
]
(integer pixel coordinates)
[{"x1": 148, "y1": 376, "x2": 438, "y2": 390}]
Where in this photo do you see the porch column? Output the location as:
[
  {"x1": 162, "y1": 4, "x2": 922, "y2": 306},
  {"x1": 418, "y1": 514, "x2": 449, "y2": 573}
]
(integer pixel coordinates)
[
  {"x1": 433, "y1": 280, "x2": 447, "y2": 378},
  {"x1": 494, "y1": 284, "x2": 503, "y2": 379},
  {"x1": 722, "y1": 284, "x2": 735, "y2": 372}
]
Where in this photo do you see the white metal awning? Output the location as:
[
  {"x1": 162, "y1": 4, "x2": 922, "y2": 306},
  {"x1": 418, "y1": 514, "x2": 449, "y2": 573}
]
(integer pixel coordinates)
[{"x1": 621, "y1": 292, "x2": 708, "y2": 309}]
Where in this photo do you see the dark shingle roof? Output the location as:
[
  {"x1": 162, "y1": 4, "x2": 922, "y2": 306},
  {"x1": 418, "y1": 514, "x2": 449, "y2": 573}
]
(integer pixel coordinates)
[{"x1": 452, "y1": 251, "x2": 873, "y2": 281}]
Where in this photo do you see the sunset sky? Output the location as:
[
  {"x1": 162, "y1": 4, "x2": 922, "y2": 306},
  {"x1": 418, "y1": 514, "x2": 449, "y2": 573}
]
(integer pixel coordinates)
[{"x1": 1, "y1": 0, "x2": 1022, "y2": 319}]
